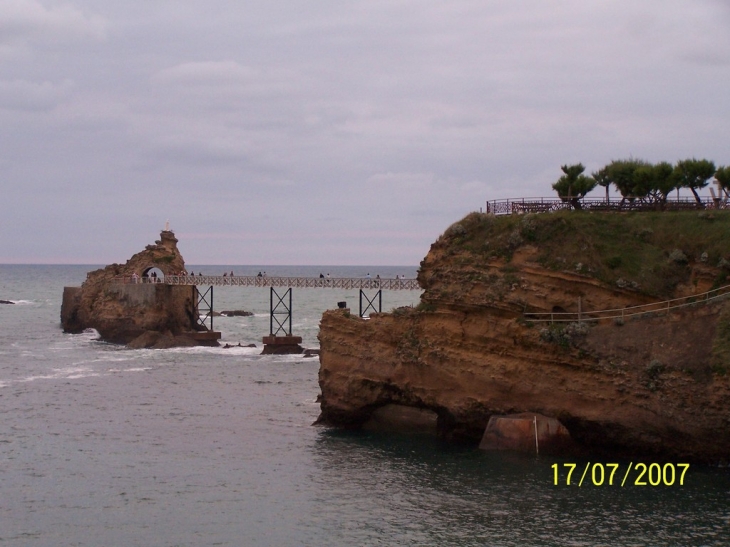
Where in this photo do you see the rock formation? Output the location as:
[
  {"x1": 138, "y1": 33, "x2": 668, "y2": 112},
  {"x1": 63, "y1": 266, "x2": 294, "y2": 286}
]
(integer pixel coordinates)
[
  {"x1": 479, "y1": 413, "x2": 573, "y2": 454},
  {"x1": 61, "y1": 230, "x2": 219, "y2": 348},
  {"x1": 317, "y1": 211, "x2": 730, "y2": 462}
]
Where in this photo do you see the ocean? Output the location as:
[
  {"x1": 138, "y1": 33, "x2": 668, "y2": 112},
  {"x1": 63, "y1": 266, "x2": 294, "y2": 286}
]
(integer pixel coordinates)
[{"x1": 1, "y1": 264, "x2": 728, "y2": 546}]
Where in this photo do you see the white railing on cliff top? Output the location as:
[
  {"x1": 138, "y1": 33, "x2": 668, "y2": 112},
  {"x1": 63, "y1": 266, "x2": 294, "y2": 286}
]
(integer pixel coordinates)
[
  {"x1": 113, "y1": 275, "x2": 422, "y2": 291},
  {"x1": 486, "y1": 196, "x2": 728, "y2": 215},
  {"x1": 525, "y1": 283, "x2": 730, "y2": 324}
]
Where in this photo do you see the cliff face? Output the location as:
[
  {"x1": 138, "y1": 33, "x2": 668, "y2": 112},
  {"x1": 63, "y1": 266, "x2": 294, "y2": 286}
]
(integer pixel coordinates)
[
  {"x1": 61, "y1": 230, "x2": 211, "y2": 347},
  {"x1": 317, "y1": 211, "x2": 730, "y2": 461}
]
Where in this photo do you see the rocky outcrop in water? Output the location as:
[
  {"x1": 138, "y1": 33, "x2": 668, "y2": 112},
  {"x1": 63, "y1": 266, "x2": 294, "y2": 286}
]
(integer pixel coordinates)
[
  {"x1": 317, "y1": 211, "x2": 730, "y2": 462},
  {"x1": 61, "y1": 230, "x2": 217, "y2": 347}
]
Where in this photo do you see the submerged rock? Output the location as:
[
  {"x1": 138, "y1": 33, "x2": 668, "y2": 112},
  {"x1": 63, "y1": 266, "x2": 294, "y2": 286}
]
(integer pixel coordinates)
[{"x1": 479, "y1": 413, "x2": 573, "y2": 454}]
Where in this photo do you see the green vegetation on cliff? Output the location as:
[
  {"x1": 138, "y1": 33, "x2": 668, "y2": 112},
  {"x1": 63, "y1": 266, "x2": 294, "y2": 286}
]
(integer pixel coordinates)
[{"x1": 439, "y1": 210, "x2": 730, "y2": 298}]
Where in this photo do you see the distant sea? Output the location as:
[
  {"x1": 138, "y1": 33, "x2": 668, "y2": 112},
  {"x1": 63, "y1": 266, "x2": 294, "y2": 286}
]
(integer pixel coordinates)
[{"x1": 1, "y1": 264, "x2": 729, "y2": 546}]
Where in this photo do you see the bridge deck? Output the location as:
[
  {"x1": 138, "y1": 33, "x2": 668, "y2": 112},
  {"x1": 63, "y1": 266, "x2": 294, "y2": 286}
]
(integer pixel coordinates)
[{"x1": 115, "y1": 275, "x2": 422, "y2": 290}]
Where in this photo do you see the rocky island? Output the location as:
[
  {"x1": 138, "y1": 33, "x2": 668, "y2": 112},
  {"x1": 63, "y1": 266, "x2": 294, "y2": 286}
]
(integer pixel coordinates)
[
  {"x1": 61, "y1": 229, "x2": 219, "y2": 349},
  {"x1": 317, "y1": 210, "x2": 730, "y2": 462}
]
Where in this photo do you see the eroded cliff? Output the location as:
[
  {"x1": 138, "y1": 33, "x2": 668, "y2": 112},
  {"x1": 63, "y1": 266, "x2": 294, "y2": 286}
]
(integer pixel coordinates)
[
  {"x1": 317, "y1": 211, "x2": 730, "y2": 461},
  {"x1": 61, "y1": 230, "x2": 215, "y2": 348}
]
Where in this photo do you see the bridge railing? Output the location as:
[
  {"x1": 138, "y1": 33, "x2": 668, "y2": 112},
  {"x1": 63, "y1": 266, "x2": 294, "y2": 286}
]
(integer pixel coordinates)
[
  {"x1": 524, "y1": 283, "x2": 730, "y2": 324},
  {"x1": 485, "y1": 197, "x2": 727, "y2": 215},
  {"x1": 112, "y1": 275, "x2": 421, "y2": 290}
]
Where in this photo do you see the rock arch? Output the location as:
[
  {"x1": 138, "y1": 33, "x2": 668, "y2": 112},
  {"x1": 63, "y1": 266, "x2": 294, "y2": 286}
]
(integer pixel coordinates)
[{"x1": 142, "y1": 266, "x2": 166, "y2": 283}]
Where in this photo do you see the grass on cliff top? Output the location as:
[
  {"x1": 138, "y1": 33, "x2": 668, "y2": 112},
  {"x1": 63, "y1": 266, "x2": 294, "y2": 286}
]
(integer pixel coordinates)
[{"x1": 438, "y1": 210, "x2": 730, "y2": 298}]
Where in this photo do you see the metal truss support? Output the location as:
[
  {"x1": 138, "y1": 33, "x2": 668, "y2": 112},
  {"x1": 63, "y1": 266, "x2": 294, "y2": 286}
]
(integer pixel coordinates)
[
  {"x1": 270, "y1": 287, "x2": 293, "y2": 336},
  {"x1": 196, "y1": 285, "x2": 214, "y2": 331},
  {"x1": 359, "y1": 289, "x2": 382, "y2": 318}
]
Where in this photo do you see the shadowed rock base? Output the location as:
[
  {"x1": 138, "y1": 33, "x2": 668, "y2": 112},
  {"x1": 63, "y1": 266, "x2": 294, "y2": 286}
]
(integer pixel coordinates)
[
  {"x1": 479, "y1": 413, "x2": 574, "y2": 455},
  {"x1": 363, "y1": 404, "x2": 438, "y2": 434},
  {"x1": 261, "y1": 335, "x2": 304, "y2": 355}
]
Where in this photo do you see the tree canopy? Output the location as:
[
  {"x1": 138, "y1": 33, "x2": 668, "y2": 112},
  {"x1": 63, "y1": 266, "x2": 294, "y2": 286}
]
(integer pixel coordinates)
[
  {"x1": 552, "y1": 158, "x2": 724, "y2": 208},
  {"x1": 591, "y1": 166, "x2": 611, "y2": 201},
  {"x1": 714, "y1": 166, "x2": 730, "y2": 197},
  {"x1": 674, "y1": 158, "x2": 716, "y2": 204},
  {"x1": 604, "y1": 159, "x2": 650, "y2": 200},
  {"x1": 551, "y1": 163, "x2": 596, "y2": 210}
]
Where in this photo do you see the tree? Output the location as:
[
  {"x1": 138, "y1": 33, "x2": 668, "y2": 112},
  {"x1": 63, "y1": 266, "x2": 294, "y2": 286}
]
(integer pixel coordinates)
[
  {"x1": 592, "y1": 166, "x2": 611, "y2": 202},
  {"x1": 604, "y1": 158, "x2": 650, "y2": 202},
  {"x1": 715, "y1": 166, "x2": 730, "y2": 199},
  {"x1": 674, "y1": 158, "x2": 716, "y2": 205},
  {"x1": 631, "y1": 164, "x2": 655, "y2": 201},
  {"x1": 552, "y1": 163, "x2": 596, "y2": 210},
  {"x1": 631, "y1": 161, "x2": 676, "y2": 207},
  {"x1": 651, "y1": 162, "x2": 677, "y2": 205}
]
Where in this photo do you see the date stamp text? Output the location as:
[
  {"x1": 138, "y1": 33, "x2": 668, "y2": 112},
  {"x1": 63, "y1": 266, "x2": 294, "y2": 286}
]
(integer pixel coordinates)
[{"x1": 551, "y1": 462, "x2": 690, "y2": 486}]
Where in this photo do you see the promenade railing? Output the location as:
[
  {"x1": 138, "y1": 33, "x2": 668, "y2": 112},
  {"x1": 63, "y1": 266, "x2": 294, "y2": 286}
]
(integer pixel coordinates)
[
  {"x1": 485, "y1": 197, "x2": 728, "y2": 216},
  {"x1": 524, "y1": 283, "x2": 730, "y2": 324},
  {"x1": 113, "y1": 275, "x2": 421, "y2": 290}
]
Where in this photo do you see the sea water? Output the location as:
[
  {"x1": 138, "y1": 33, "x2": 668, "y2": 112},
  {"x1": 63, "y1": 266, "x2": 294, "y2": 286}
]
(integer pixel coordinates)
[{"x1": 0, "y1": 264, "x2": 728, "y2": 546}]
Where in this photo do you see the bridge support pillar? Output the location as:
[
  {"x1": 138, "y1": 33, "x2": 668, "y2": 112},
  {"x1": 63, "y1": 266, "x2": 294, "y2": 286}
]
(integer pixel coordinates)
[
  {"x1": 195, "y1": 285, "x2": 214, "y2": 331},
  {"x1": 262, "y1": 287, "x2": 303, "y2": 354},
  {"x1": 359, "y1": 289, "x2": 382, "y2": 318}
]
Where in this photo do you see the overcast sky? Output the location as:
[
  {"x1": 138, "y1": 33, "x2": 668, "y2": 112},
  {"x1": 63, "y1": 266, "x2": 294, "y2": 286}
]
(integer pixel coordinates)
[{"x1": 2, "y1": 0, "x2": 729, "y2": 265}]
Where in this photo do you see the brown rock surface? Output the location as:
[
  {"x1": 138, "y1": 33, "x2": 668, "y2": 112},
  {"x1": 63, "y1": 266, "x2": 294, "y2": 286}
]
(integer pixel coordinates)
[
  {"x1": 479, "y1": 413, "x2": 573, "y2": 454},
  {"x1": 317, "y1": 212, "x2": 730, "y2": 461},
  {"x1": 60, "y1": 230, "x2": 216, "y2": 347}
]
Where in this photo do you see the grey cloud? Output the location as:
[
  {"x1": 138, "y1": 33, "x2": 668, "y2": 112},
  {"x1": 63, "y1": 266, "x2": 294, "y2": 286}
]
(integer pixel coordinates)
[
  {"x1": 1, "y1": 0, "x2": 729, "y2": 264},
  {"x1": 0, "y1": 78, "x2": 73, "y2": 111},
  {"x1": 0, "y1": 0, "x2": 106, "y2": 47}
]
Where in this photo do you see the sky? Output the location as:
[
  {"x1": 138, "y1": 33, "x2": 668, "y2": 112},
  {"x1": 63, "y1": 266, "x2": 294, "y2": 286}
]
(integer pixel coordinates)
[{"x1": 2, "y1": 0, "x2": 730, "y2": 265}]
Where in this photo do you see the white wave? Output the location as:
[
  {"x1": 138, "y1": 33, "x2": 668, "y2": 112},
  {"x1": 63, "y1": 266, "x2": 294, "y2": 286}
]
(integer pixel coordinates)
[
  {"x1": 19, "y1": 364, "x2": 108, "y2": 383},
  {"x1": 3, "y1": 299, "x2": 35, "y2": 305},
  {"x1": 20, "y1": 373, "x2": 66, "y2": 382},
  {"x1": 96, "y1": 355, "x2": 133, "y2": 362},
  {"x1": 164, "y1": 344, "x2": 261, "y2": 356},
  {"x1": 107, "y1": 366, "x2": 152, "y2": 373}
]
